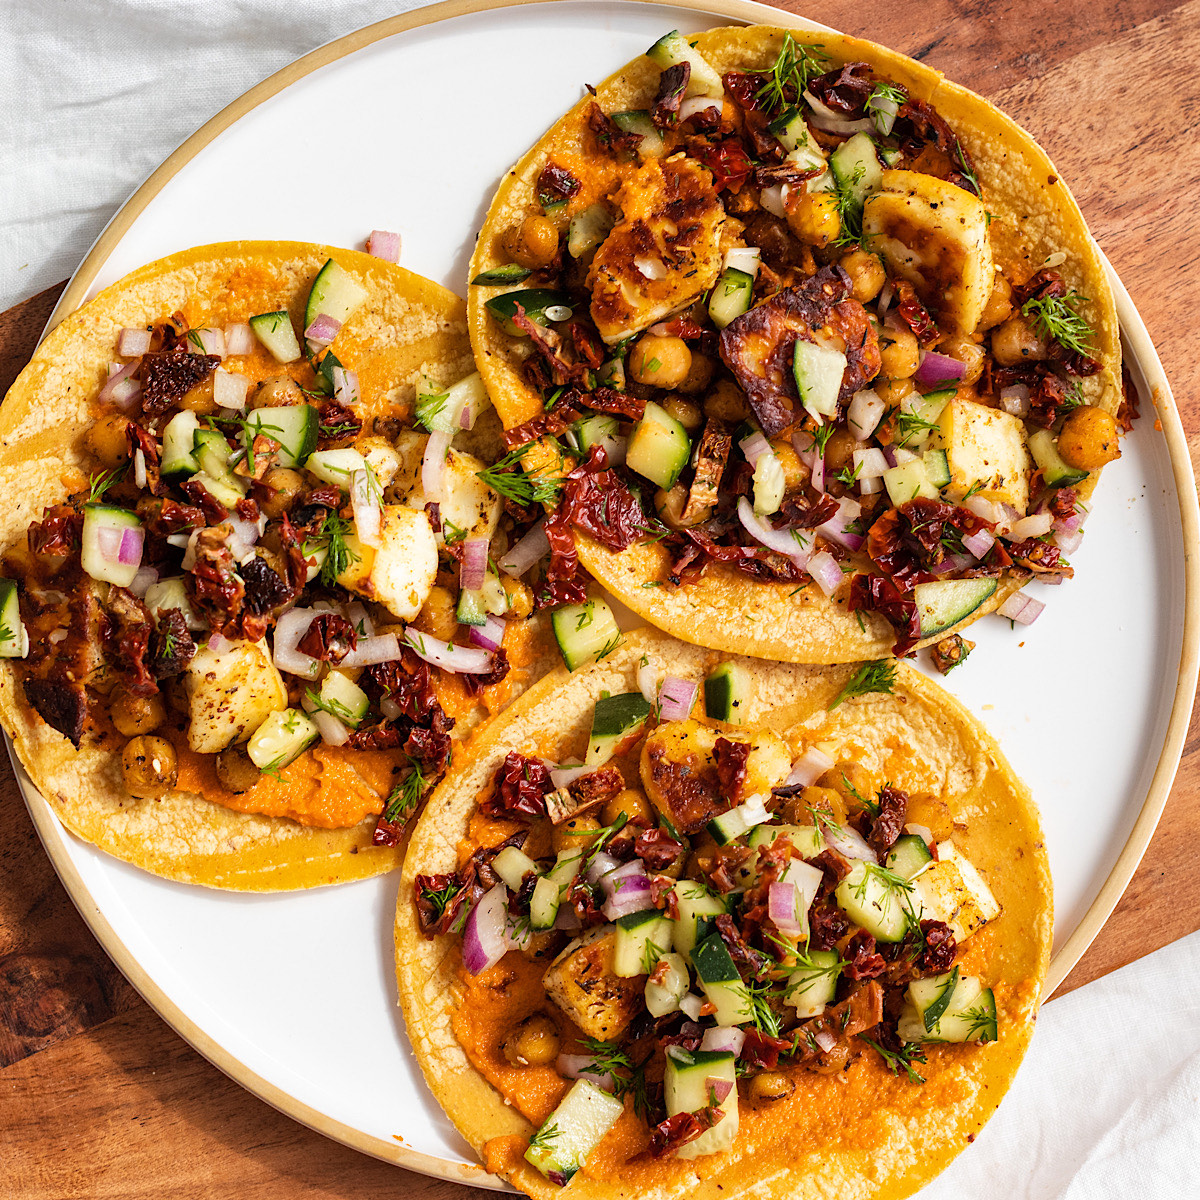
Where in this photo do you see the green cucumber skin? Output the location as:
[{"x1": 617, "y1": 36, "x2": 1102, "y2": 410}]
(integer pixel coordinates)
[{"x1": 485, "y1": 289, "x2": 574, "y2": 337}]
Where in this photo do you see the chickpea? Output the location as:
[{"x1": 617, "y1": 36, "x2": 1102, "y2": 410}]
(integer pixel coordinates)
[
  {"x1": 976, "y1": 274, "x2": 1014, "y2": 332},
  {"x1": 990, "y1": 314, "x2": 1048, "y2": 367},
  {"x1": 675, "y1": 353, "x2": 715, "y2": 397},
  {"x1": 260, "y1": 467, "x2": 306, "y2": 518},
  {"x1": 770, "y1": 437, "x2": 805, "y2": 492},
  {"x1": 553, "y1": 814, "x2": 602, "y2": 855},
  {"x1": 878, "y1": 325, "x2": 920, "y2": 379},
  {"x1": 749, "y1": 1071, "x2": 794, "y2": 1105},
  {"x1": 936, "y1": 334, "x2": 986, "y2": 386},
  {"x1": 819, "y1": 762, "x2": 875, "y2": 817},
  {"x1": 215, "y1": 745, "x2": 263, "y2": 794},
  {"x1": 521, "y1": 930, "x2": 563, "y2": 961},
  {"x1": 178, "y1": 376, "x2": 217, "y2": 414},
  {"x1": 785, "y1": 192, "x2": 841, "y2": 247},
  {"x1": 704, "y1": 378, "x2": 750, "y2": 423},
  {"x1": 1058, "y1": 405, "x2": 1120, "y2": 470},
  {"x1": 82, "y1": 413, "x2": 132, "y2": 470},
  {"x1": 840, "y1": 250, "x2": 886, "y2": 304},
  {"x1": 110, "y1": 688, "x2": 165, "y2": 737},
  {"x1": 629, "y1": 336, "x2": 692, "y2": 389},
  {"x1": 502, "y1": 1014, "x2": 560, "y2": 1068},
  {"x1": 121, "y1": 736, "x2": 178, "y2": 799},
  {"x1": 662, "y1": 396, "x2": 704, "y2": 433},
  {"x1": 602, "y1": 788, "x2": 655, "y2": 828},
  {"x1": 874, "y1": 378, "x2": 916, "y2": 407},
  {"x1": 823, "y1": 428, "x2": 859, "y2": 476},
  {"x1": 654, "y1": 485, "x2": 688, "y2": 531},
  {"x1": 501, "y1": 214, "x2": 560, "y2": 270},
  {"x1": 500, "y1": 575, "x2": 534, "y2": 619},
  {"x1": 251, "y1": 376, "x2": 303, "y2": 409},
  {"x1": 411, "y1": 586, "x2": 458, "y2": 643}
]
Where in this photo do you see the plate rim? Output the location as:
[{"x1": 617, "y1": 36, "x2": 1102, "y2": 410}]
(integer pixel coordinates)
[{"x1": 17, "y1": 0, "x2": 1200, "y2": 1181}]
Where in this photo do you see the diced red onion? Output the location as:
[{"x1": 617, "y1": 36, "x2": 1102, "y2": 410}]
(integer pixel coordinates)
[
  {"x1": 469, "y1": 613, "x2": 507, "y2": 652},
  {"x1": 550, "y1": 763, "x2": 593, "y2": 790},
  {"x1": 700, "y1": 1026, "x2": 746, "y2": 1056},
  {"x1": 341, "y1": 632, "x2": 403, "y2": 667},
  {"x1": 739, "y1": 429, "x2": 771, "y2": 468},
  {"x1": 1039, "y1": 574, "x2": 1065, "y2": 586},
  {"x1": 460, "y1": 403, "x2": 474, "y2": 430},
  {"x1": 367, "y1": 229, "x2": 402, "y2": 262},
  {"x1": 706, "y1": 1077, "x2": 734, "y2": 1104},
  {"x1": 769, "y1": 880, "x2": 804, "y2": 935},
  {"x1": 207, "y1": 632, "x2": 233, "y2": 655},
  {"x1": 723, "y1": 246, "x2": 761, "y2": 277},
  {"x1": 658, "y1": 675, "x2": 697, "y2": 722},
  {"x1": 817, "y1": 495, "x2": 864, "y2": 552},
  {"x1": 852, "y1": 447, "x2": 889, "y2": 481},
  {"x1": 191, "y1": 327, "x2": 226, "y2": 358},
  {"x1": 680, "y1": 95, "x2": 723, "y2": 122},
  {"x1": 554, "y1": 905, "x2": 582, "y2": 932},
  {"x1": 914, "y1": 351, "x2": 965, "y2": 387},
  {"x1": 759, "y1": 184, "x2": 787, "y2": 218},
  {"x1": 600, "y1": 859, "x2": 647, "y2": 898},
  {"x1": 460, "y1": 538, "x2": 489, "y2": 592},
  {"x1": 272, "y1": 608, "x2": 323, "y2": 676},
  {"x1": 961, "y1": 528, "x2": 996, "y2": 560},
  {"x1": 738, "y1": 496, "x2": 811, "y2": 565},
  {"x1": 999, "y1": 384, "x2": 1031, "y2": 418},
  {"x1": 806, "y1": 550, "x2": 843, "y2": 597},
  {"x1": 964, "y1": 494, "x2": 1004, "y2": 525},
  {"x1": 226, "y1": 514, "x2": 261, "y2": 561},
  {"x1": 499, "y1": 519, "x2": 549, "y2": 577},
  {"x1": 224, "y1": 322, "x2": 254, "y2": 356},
  {"x1": 868, "y1": 92, "x2": 899, "y2": 137},
  {"x1": 859, "y1": 475, "x2": 881, "y2": 496},
  {"x1": 679, "y1": 993, "x2": 705, "y2": 1021},
  {"x1": 847, "y1": 390, "x2": 885, "y2": 441},
  {"x1": 637, "y1": 657, "x2": 659, "y2": 705},
  {"x1": 504, "y1": 916, "x2": 532, "y2": 952},
  {"x1": 179, "y1": 528, "x2": 201, "y2": 570},
  {"x1": 814, "y1": 1029, "x2": 837, "y2": 1053},
  {"x1": 931, "y1": 552, "x2": 973, "y2": 575},
  {"x1": 462, "y1": 883, "x2": 509, "y2": 974},
  {"x1": 117, "y1": 327, "x2": 151, "y2": 356},
  {"x1": 345, "y1": 601, "x2": 374, "y2": 638},
  {"x1": 823, "y1": 821, "x2": 876, "y2": 863},
  {"x1": 586, "y1": 851, "x2": 622, "y2": 886},
  {"x1": 1007, "y1": 512, "x2": 1053, "y2": 541},
  {"x1": 404, "y1": 629, "x2": 493, "y2": 674},
  {"x1": 881, "y1": 444, "x2": 898, "y2": 470},
  {"x1": 132, "y1": 448, "x2": 147, "y2": 490},
  {"x1": 556, "y1": 1054, "x2": 616, "y2": 1093},
  {"x1": 99, "y1": 359, "x2": 141, "y2": 409},
  {"x1": 797, "y1": 444, "x2": 826, "y2": 493},
  {"x1": 102, "y1": 525, "x2": 143, "y2": 567},
  {"x1": 214, "y1": 368, "x2": 250, "y2": 410},
  {"x1": 997, "y1": 591, "x2": 1045, "y2": 626},
  {"x1": 422, "y1": 430, "x2": 451, "y2": 504},
  {"x1": 904, "y1": 823, "x2": 934, "y2": 847},
  {"x1": 128, "y1": 564, "x2": 158, "y2": 598},
  {"x1": 788, "y1": 860, "x2": 823, "y2": 912},
  {"x1": 304, "y1": 313, "x2": 341, "y2": 347},
  {"x1": 784, "y1": 746, "x2": 835, "y2": 789},
  {"x1": 805, "y1": 99, "x2": 872, "y2": 134},
  {"x1": 313, "y1": 708, "x2": 350, "y2": 747},
  {"x1": 332, "y1": 365, "x2": 360, "y2": 406},
  {"x1": 876, "y1": 278, "x2": 894, "y2": 321},
  {"x1": 349, "y1": 469, "x2": 382, "y2": 548},
  {"x1": 602, "y1": 880, "x2": 654, "y2": 921},
  {"x1": 1054, "y1": 526, "x2": 1084, "y2": 555},
  {"x1": 380, "y1": 696, "x2": 403, "y2": 722}
]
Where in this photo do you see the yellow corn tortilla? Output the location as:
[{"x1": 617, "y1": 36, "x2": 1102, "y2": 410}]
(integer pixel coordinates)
[
  {"x1": 468, "y1": 24, "x2": 1122, "y2": 664},
  {"x1": 0, "y1": 240, "x2": 516, "y2": 890},
  {"x1": 395, "y1": 627, "x2": 1053, "y2": 1200}
]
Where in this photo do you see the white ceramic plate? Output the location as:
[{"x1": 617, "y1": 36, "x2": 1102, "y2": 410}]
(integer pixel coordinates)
[{"x1": 17, "y1": 0, "x2": 1199, "y2": 1185}]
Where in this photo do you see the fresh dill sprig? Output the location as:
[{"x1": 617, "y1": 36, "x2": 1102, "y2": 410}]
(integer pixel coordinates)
[
  {"x1": 828, "y1": 660, "x2": 897, "y2": 709},
  {"x1": 315, "y1": 511, "x2": 360, "y2": 586},
  {"x1": 527, "y1": 1121, "x2": 560, "y2": 1153},
  {"x1": 304, "y1": 687, "x2": 359, "y2": 726},
  {"x1": 86, "y1": 464, "x2": 129, "y2": 504},
  {"x1": 418, "y1": 875, "x2": 465, "y2": 924},
  {"x1": 755, "y1": 33, "x2": 830, "y2": 112},
  {"x1": 576, "y1": 600, "x2": 596, "y2": 630},
  {"x1": 414, "y1": 390, "x2": 449, "y2": 432},
  {"x1": 383, "y1": 758, "x2": 429, "y2": 826},
  {"x1": 741, "y1": 978, "x2": 785, "y2": 1038},
  {"x1": 895, "y1": 409, "x2": 940, "y2": 447},
  {"x1": 1021, "y1": 289, "x2": 1095, "y2": 358},
  {"x1": 642, "y1": 939, "x2": 664, "y2": 976},
  {"x1": 578, "y1": 1037, "x2": 634, "y2": 1079},
  {"x1": 860, "y1": 1037, "x2": 927, "y2": 1083},
  {"x1": 868, "y1": 81, "x2": 907, "y2": 108},
  {"x1": 810, "y1": 423, "x2": 836, "y2": 455},
  {"x1": 475, "y1": 442, "x2": 564, "y2": 507}
]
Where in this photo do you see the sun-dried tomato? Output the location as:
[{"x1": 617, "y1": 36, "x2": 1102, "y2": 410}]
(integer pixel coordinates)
[
  {"x1": 240, "y1": 556, "x2": 295, "y2": 616},
  {"x1": 657, "y1": 1020, "x2": 705, "y2": 1052},
  {"x1": 715, "y1": 913, "x2": 768, "y2": 978},
  {"x1": 892, "y1": 281, "x2": 939, "y2": 347},
  {"x1": 461, "y1": 647, "x2": 511, "y2": 697},
  {"x1": 179, "y1": 479, "x2": 230, "y2": 525},
  {"x1": 713, "y1": 737, "x2": 750, "y2": 803},
  {"x1": 480, "y1": 751, "x2": 554, "y2": 819},
  {"x1": 151, "y1": 608, "x2": 196, "y2": 678},
  {"x1": 772, "y1": 491, "x2": 840, "y2": 531},
  {"x1": 808, "y1": 897, "x2": 852, "y2": 951},
  {"x1": 868, "y1": 785, "x2": 909, "y2": 857},
  {"x1": 586, "y1": 102, "x2": 644, "y2": 156},
  {"x1": 807, "y1": 62, "x2": 875, "y2": 115},
  {"x1": 559, "y1": 446, "x2": 650, "y2": 554},
  {"x1": 635, "y1": 828, "x2": 685, "y2": 872},
  {"x1": 27, "y1": 506, "x2": 83, "y2": 557},
  {"x1": 844, "y1": 932, "x2": 888, "y2": 981},
  {"x1": 570, "y1": 765, "x2": 626, "y2": 810},
  {"x1": 740, "y1": 1027, "x2": 794, "y2": 1070},
  {"x1": 918, "y1": 920, "x2": 958, "y2": 973},
  {"x1": 126, "y1": 424, "x2": 162, "y2": 495},
  {"x1": 651, "y1": 62, "x2": 690, "y2": 127},
  {"x1": 413, "y1": 870, "x2": 474, "y2": 937},
  {"x1": 364, "y1": 651, "x2": 436, "y2": 720},
  {"x1": 136, "y1": 495, "x2": 204, "y2": 539},
  {"x1": 297, "y1": 612, "x2": 357, "y2": 664},
  {"x1": 537, "y1": 162, "x2": 580, "y2": 207},
  {"x1": 1118, "y1": 364, "x2": 1140, "y2": 432},
  {"x1": 586, "y1": 386, "x2": 646, "y2": 421},
  {"x1": 139, "y1": 351, "x2": 220, "y2": 416},
  {"x1": 694, "y1": 140, "x2": 754, "y2": 193},
  {"x1": 406, "y1": 708, "x2": 455, "y2": 773},
  {"x1": 104, "y1": 585, "x2": 157, "y2": 696},
  {"x1": 894, "y1": 98, "x2": 980, "y2": 196},
  {"x1": 185, "y1": 526, "x2": 245, "y2": 634},
  {"x1": 316, "y1": 400, "x2": 361, "y2": 444},
  {"x1": 847, "y1": 573, "x2": 922, "y2": 657},
  {"x1": 648, "y1": 1108, "x2": 722, "y2": 1159}
]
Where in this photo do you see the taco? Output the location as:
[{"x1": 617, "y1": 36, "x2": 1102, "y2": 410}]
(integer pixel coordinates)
[
  {"x1": 395, "y1": 628, "x2": 1052, "y2": 1199},
  {"x1": 467, "y1": 24, "x2": 1124, "y2": 664},
  {"x1": 0, "y1": 240, "x2": 556, "y2": 890}
]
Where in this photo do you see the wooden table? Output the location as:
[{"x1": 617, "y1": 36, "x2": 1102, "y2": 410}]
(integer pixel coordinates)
[{"x1": 3, "y1": 1, "x2": 1198, "y2": 1194}]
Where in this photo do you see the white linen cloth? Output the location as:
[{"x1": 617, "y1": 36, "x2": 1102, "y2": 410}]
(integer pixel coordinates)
[{"x1": 2, "y1": 3, "x2": 1198, "y2": 1195}]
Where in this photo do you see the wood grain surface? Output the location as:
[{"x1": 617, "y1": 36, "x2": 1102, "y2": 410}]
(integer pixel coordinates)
[{"x1": 3, "y1": 2, "x2": 1198, "y2": 1195}]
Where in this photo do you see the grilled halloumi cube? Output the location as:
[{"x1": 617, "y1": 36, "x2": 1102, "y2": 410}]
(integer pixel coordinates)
[
  {"x1": 911, "y1": 841, "x2": 1001, "y2": 943},
  {"x1": 184, "y1": 638, "x2": 287, "y2": 754},
  {"x1": 933, "y1": 397, "x2": 1032, "y2": 514},
  {"x1": 336, "y1": 504, "x2": 438, "y2": 621},
  {"x1": 402, "y1": 447, "x2": 501, "y2": 545},
  {"x1": 862, "y1": 169, "x2": 993, "y2": 333},
  {"x1": 542, "y1": 925, "x2": 645, "y2": 1041},
  {"x1": 588, "y1": 156, "x2": 725, "y2": 344},
  {"x1": 358, "y1": 436, "x2": 404, "y2": 489}
]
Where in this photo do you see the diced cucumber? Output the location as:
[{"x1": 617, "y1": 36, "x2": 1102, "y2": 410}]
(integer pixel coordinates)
[
  {"x1": 923, "y1": 448, "x2": 951, "y2": 489},
  {"x1": 575, "y1": 413, "x2": 620, "y2": 453},
  {"x1": 626, "y1": 401, "x2": 691, "y2": 489},
  {"x1": 748, "y1": 822, "x2": 825, "y2": 860},
  {"x1": 1028, "y1": 427, "x2": 1089, "y2": 488},
  {"x1": 645, "y1": 30, "x2": 724, "y2": 98},
  {"x1": 751, "y1": 447, "x2": 786, "y2": 516},
  {"x1": 551, "y1": 598, "x2": 621, "y2": 671},
  {"x1": 645, "y1": 951, "x2": 689, "y2": 1017},
  {"x1": 529, "y1": 875, "x2": 562, "y2": 930},
  {"x1": 160, "y1": 411, "x2": 201, "y2": 476},
  {"x1": 609, "y1": 110, "x2": 665, "y2": 158},
  {"x1": 190, "y1": 469, "x2": 247, "y2": 509},
  {"x1": 524, "y1": 1079, "x2": 624, "y2": 1183},
  {"x1": 243, "y1": 405, "x2": 319, "y2": 469},
  {"x1": 492, "y1": 846, "x2": 538, "y2": 891},
  {"x1": 586, "y1": 692, "x2": 652, "y2": 766},
  {"x1": 143, "y1": 577, "x2": 204, "y2": 630},
  {"x1": 447, "y1": 372, "x2": 491, "y2": 432},
  {"x1": 913, "y1": 577, "x2": 998, "y2": 638},
  {"x1": 708, "y1": 267, "x2": 755, "y2": 330},
  {"x1": 768, "y1": 108, "x2": 813, "y2": 154},
  {"x1": 707, "y1": 793, "x2": 770, "y2": 846},
  {"x1": 569, "y1": 204, "x2": 617, "y2": 259},
  {"x1": 249, "y1": 311, "x2": 301, "y2": 363},
  {"x1": 304, "y1": 258, "x2": 368, "y2": 343},
  {"x1": 664, "y1": 1048, "x2": 739, "y2": 1159},
  {"x1": 899, "y1": 971, "x2": 996, "y2": 1043},
  {"x1": 315, "y1": 670, "x2": 369, "y2": 728},
  {"x1": 304, "y1": 447, "x2": 368, "y2": 487},
  {"x1": 829, "y1": 132, "x2": 884, "y2": 218},
  {"x1": 471, "y1": 263, "x2": 534, "y2": 287},
  {"x1": 793, "y1": 340, "x2": 846, "y2": 421},
  {"x1": 704, "y1": 662, "x2": 749, "y2": 725},
  {"x1": 884, "y1": 457, "x2": 939, "y2": 506},
  {"x1": 692, "y1": 932, "x2": 751, "y2": 1026},
  {"x1": 247, "y1": 708, "x2": 319, "y2": 770},
  {"x1": 786, "y1": 949, "x2": 842, "y2": 1018},
  {"x1": 879, "y1": 145, "x2": 903, "y2": 166},
  {"x1": 672, "y1": 881, "x2": 726, "y2": 962},
  {"x1": 80, "y1": 505, "x2": 143, "y2": 587},
  {"x1": 613, "y1": 908, "x2": 674, "y2": 978},
  {"x1": 886, "y1": 833, "x2": 933, "y2": 880},
  {"x1": 0, "y1": 579, "x2": 28, "y2": 658},
  {"x1": 314, "y1": 351, "x2": 343, "y2": 396},
  {"x1": 456, "y1": 588, "x2": 488, "y2": 627},
  {"x1": 835, "y1": 861, "x2": 914, "y2": 943},
  {"x1": 193, "y1": 427, "x2": 233, "y2": 477},
  {"x1": 485, "y1": 289, "x2": 574, "y2": 337}
]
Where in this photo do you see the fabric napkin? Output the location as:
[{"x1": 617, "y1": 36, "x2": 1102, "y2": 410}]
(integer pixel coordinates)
[{"x1": 2, "y1": 2, "x2": 1197, "y2": 1196}]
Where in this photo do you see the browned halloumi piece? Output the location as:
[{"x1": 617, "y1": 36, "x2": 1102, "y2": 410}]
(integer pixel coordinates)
[{"x1": 542, "y1": 925, "x2": 644, "y2": 1040}]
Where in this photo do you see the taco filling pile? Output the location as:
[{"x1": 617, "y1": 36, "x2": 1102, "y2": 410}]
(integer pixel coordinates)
[{"x1": 469, "y1": 28, "x2": 1125, "y2": 661}]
